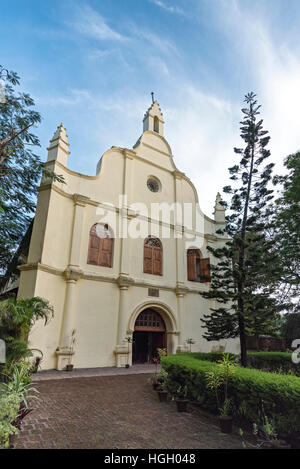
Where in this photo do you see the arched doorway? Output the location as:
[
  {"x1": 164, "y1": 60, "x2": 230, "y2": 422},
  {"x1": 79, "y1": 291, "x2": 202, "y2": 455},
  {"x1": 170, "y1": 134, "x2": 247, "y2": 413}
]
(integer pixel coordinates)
[{"x1": 132, "y1": 308, "x2": 166, "y2": 363}]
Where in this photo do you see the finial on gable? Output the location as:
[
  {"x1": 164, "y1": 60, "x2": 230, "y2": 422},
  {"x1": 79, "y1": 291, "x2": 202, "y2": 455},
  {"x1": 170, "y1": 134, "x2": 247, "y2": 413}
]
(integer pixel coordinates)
[
  {"x1": 214, "y1": 192, "x2": 226, "y2": 223},
  {"x1": 143, "y1": 97, "x2": 164, "y2": 136},
  {"x1": 47, "y1": 122, "x2": 70, "y2": 167}
]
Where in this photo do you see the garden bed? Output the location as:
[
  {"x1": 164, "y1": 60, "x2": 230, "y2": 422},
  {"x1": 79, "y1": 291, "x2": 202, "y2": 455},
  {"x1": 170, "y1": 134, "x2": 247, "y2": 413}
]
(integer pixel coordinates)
[{"x1": 162, "y1": 353, "x2": 300, "y2": 443}]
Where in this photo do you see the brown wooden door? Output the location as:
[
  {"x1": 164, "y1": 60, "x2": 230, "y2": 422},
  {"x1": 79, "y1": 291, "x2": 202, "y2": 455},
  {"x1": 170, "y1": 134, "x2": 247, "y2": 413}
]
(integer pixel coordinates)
[{"x1": 133, "y1": 309, "x2": 166, "y2": 363}]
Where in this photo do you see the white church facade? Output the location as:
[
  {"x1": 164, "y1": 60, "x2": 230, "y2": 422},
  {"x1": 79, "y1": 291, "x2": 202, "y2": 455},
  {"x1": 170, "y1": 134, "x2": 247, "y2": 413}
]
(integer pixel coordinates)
[{"x1": 17, "y1": 100, "x2": 238, "y2": 370}]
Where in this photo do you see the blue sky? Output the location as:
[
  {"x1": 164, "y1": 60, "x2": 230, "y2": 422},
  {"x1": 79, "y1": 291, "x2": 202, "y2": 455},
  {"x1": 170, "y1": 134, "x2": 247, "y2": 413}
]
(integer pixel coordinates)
[{"x1": 1, "y1": 0, "x2": 300, "y2": 214}]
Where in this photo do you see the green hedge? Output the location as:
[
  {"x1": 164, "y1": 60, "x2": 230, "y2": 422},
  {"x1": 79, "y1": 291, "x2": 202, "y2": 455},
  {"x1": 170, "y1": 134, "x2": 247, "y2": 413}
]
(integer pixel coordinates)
[
  {"x1": 190, "y1": 351, "x2": 300, "y2": 376},
  {"x1": 247, "y1": 352, "x2": 300, "y2": 376},
  {"x1": 161, "y1": 353, "x2": 300, "y2": 439}
]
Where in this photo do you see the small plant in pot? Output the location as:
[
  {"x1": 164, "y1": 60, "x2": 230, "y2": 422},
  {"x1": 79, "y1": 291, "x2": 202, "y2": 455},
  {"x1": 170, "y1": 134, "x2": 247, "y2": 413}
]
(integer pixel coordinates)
[
  {"x1": 124, "y1": 336, "x2": 134, "y2": 368},
  {"x1": 173, "y1": 384, "x2": 189, "y2": 412},
  {"x1": 205, "y1": 353, "x2": 237, "y2": 434},
  {"x1": 31, "y1": 353, "x2": 43, "y2": 374},
  {"x1": 239, "y1": 404, "x2": 291, "y2": 449},
  {"x1": 150, "y1": 373, "x2": 159, "y2": 390},
  {"x1": 66, "y1": 329, "x2": 75, "y2": 372},
  {"x1": 218, "y1": 399, "x2": 233, "y2": 433},
  {"x1": 157, "y1": 347, "x2": 167, "y2": 360},
  {"x1": 149, "y1": 348, "x2": 165, "y2": 389},
  {"x1": 185, "y1": 338, "x2": 195, "y2": 353},
  {"x1": 156, "y1": 369, "x2": 169, "y2": 402}
]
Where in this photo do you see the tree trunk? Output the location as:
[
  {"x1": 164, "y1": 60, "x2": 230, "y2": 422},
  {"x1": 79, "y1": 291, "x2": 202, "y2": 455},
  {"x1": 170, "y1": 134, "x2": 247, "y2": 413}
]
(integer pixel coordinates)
[
  {"x1": 254, "y1": 332, "x2": 260, "y2": 351},
  {"x1": 237, "y1": 127, "x2": 255, "y2": 368},
  {"x1": 238, "y1": 305, "x2": 247, "y2": 367}
]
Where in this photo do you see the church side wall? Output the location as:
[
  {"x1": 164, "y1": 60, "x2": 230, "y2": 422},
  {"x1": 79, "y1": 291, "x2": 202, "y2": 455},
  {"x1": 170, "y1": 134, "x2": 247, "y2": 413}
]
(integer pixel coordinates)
[
  {"x1": 40, "y1": 189, "x2": 74, "y2": 269},
  {"x1": 26, "y1": 270, "x2": 66, "y2": 370},
  {"x1": 72, "y1": 280, "x2": 120, "y2": 368}
]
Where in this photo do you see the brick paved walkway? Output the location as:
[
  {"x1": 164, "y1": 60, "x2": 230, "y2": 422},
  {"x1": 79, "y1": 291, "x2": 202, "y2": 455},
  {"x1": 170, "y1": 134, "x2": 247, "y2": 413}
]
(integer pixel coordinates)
[
  {"x1": 31, "y1": 364, "x2": 160, "y2": 381},
  {"x1": 15, "y1": 373, "x2": 244, "y2": 449}
]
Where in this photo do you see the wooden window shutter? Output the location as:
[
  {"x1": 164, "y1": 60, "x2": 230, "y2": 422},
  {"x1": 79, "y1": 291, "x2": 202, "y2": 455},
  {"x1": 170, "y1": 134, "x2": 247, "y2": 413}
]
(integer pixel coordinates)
[
  {"x1": 153, "y1": 246, "x2": 162, "y2": 275},
  {"x1": 144, "y1": 245, "x2": 153, "y2": 274},
  {"x1": 88, "y1": 233, "x2": 100, "y2": 265},
  {"x1": 144, "y1": 238, "x2": 162, "y2": 275},
  {"x1": 187, "y1": 250, "x2": 197, "y2": 281},
  {"x1": 101, "y1": 237, "x2": 113, "y2": 267},
  {"x1": 87, "y1": 224, "x2": 113, "y2": 267},
  {"x1": 200, "y1": 258, "x2": 211, "y2": 283}
]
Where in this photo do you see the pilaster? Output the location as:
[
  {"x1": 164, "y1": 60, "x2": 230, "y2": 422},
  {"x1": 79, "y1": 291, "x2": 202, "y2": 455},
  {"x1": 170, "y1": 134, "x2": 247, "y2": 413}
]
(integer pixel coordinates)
[
  {"x1": 69, "y1": 194, "x2": 90, "y2": 267},
  {"x1": 56, "y1": 266, "x2": 83, "y2": 370},
  {"x1": 115, "y1": 275, "x2": 134, "y2": 367},
  {"x1": 175, "y1": 285, "x2": 189, "y2": 353}
]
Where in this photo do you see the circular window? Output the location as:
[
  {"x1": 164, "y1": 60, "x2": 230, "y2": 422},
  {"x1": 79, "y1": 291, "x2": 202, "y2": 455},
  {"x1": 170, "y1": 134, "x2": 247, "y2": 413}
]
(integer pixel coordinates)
[{"x1": 147, "y1": 177, "x2": 161, "y2": 193}]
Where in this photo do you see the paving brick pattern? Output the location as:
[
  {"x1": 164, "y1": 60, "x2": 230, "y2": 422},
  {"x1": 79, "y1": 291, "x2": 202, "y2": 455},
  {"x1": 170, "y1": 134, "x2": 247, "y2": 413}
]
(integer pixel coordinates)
[{"x1": 15, "y1": 374, "x2": 244, "y2": 449}]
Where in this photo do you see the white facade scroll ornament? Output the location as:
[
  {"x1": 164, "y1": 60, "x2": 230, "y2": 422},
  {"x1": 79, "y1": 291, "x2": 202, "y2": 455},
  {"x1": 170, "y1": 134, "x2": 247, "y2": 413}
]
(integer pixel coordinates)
[{"x1": 0, "y1": 339, "x2": 6, "y2": 363}]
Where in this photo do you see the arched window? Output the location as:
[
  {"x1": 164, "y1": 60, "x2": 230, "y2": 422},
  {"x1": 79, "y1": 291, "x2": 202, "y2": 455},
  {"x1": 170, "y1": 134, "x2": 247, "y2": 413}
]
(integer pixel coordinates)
[
  {"x1": 87, "y1": 223, "x2": 113, "y2": 267},
  {"x1": 135, "y1": 309, "x2": 166, "y2": 332},
  {"x1": 144, "y1": 236, "x2": 162, "y2": 275},
  {"x1": 153, "y1": 116, "x2": 159, "y2": 133},
  {"x1": 187, "y1": 249, "x2": 210, "y2": 282}
]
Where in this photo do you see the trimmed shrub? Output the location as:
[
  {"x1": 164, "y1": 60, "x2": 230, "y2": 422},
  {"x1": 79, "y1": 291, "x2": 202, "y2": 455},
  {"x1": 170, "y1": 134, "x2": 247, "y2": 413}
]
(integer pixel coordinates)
[
  {"x1": 247, "y1": 352, "x2": 300, "y2": 376},
  {"x1": 162, "y1": 353, "x2": 300, "y2": 440},
  {"x1": 190, "y1": 351, "x2": 300, "y2": 376},
  {"x1": 189, "y1": 352, "x2": 236, "y2": 363}
]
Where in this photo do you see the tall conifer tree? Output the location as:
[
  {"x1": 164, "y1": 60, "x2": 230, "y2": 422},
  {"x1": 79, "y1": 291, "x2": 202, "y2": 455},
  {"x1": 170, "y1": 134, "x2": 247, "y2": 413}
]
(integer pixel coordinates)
[{"x1": 200, "y1": 93, "x2": 280, "y2": 366}]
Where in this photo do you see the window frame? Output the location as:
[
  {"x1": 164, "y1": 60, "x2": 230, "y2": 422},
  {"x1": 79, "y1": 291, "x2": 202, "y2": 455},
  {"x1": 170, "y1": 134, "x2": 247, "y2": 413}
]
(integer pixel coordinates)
[
  {"x1": 87, "y1": 223, "x2": 114, "y2": 268},
  {"x1": 143, "y1": 236, "x2": 163, "y2": 276}
]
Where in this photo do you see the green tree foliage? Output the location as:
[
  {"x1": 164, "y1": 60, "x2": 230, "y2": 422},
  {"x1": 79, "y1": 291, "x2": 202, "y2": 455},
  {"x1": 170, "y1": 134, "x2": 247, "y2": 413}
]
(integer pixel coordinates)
[
  {"x1": 0, "y1": 296, "x2": 53, "y2": 364},
  {"x1": 272, "y1": 153, "x2": 300, "y2": 312},
  {"x1": 200, "y1": 93, "x2": 281, "y2": 366},
  {"x1": 0, "y1": 65, "x2": 63, "y2": 276},
  {"x1": 281, "y1": 313, "x2": 300, "y2": 349}
]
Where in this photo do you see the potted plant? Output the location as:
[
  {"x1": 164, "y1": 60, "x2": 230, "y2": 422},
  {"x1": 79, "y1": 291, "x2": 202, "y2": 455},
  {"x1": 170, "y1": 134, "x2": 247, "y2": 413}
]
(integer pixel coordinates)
[
  {"x1": 240, "y1": 413, "x2": 291, "y2": 449},
  {"x1": 149, "y1": 373, "x2": 159, "y2": 390},
  {"x1": 150, "y1": 347, "x2": 166, "y2": 388},
  {"x1": 218, "y1": 399, "x2": 233, "y2": 433},
  {"x1": 31, "y1": 353, "x2": 43, "y2": 374},
  {"x1": 205, "y1": 353, "x2": 237, "y2": 434},
  {"x1": 66, "y1": 329, "x2": 75, "y2": 371},
  {"x1": 173, "y1": 384, "x2": 189, "y2": 412},
  {"x1": 157, "y1": 347, "x2": 167, "y2": 360},
  {"x1": 124, "y1": 336, "x2": 134, "y2": 368},
  {"x1": 185, "y1": 338, "x2": 195, "y2": 353},
  {"x1": 156, "y1": 369, "x2": 169, "y2": 402},
  {"x1": 255, "y1": 416, "x2": 290, "y2": 449}
]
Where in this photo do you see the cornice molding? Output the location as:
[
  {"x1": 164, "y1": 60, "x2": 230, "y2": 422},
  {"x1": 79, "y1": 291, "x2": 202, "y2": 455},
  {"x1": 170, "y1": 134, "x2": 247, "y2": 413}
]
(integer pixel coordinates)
[
  {"x1": 64, "y1": 266, "x2": 84, "y2": 282},
  {"x1": 73, "y1": 193, "x2": 91, "y2": 207},
  {"x1": 18, "y1": 262, "x2": 208, "y2": 294}
]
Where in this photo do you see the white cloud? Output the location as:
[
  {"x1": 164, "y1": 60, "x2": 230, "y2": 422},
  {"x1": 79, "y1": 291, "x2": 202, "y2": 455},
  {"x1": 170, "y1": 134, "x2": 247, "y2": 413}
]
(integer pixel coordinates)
[
  {"x1": 165, "y1": 87, "x2": 239, "y2": 216},
  {"x1": 150, "y1": 0, "x2": 187, "y2": 16},
  {"x1": 212, "y1": 0, "x2": 300, "y2": 175},
  {"x1": 87, "y1": 49, "x2": 114, "y2": 60},
  {"x1": 147, "y1": 57, "x2": 170, "y2": 76},
  {"x1": 69, "y1": 5, "x2": 127, "y2": 41},
  {"x1": 131, "y1": 26, "x2": 179, "y2": 57}
]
